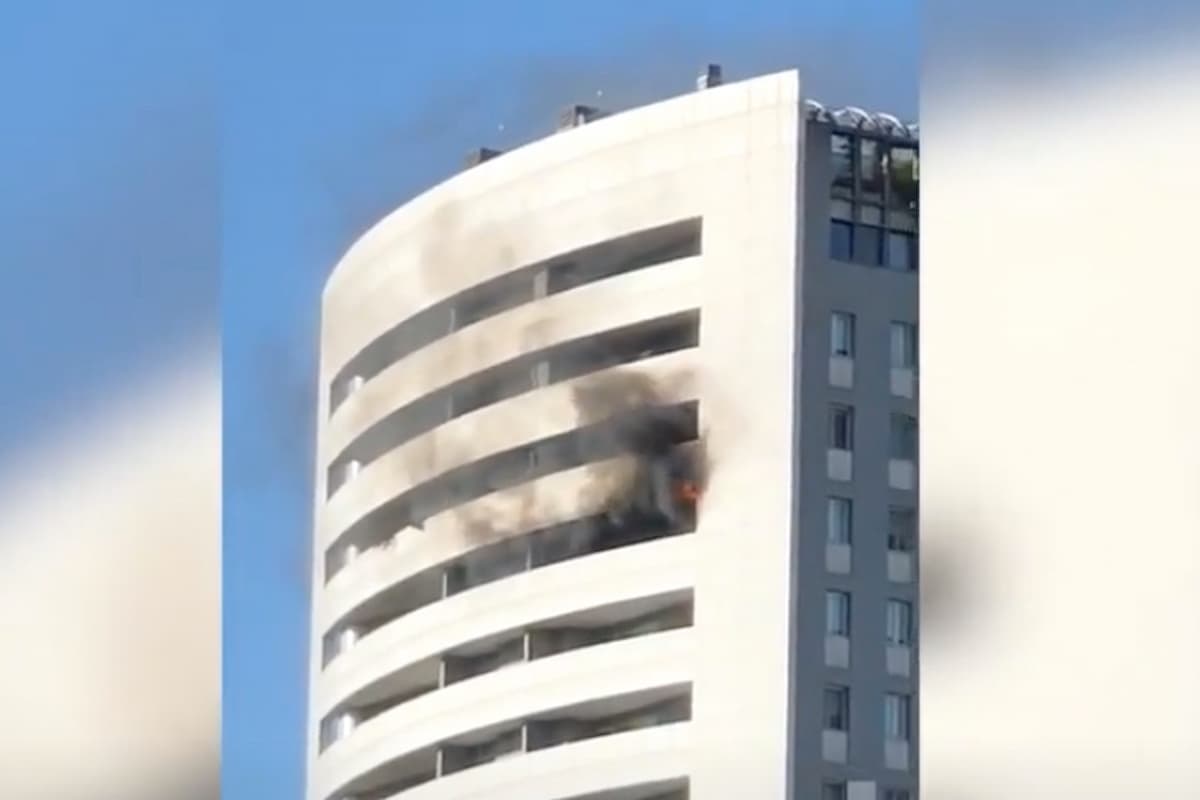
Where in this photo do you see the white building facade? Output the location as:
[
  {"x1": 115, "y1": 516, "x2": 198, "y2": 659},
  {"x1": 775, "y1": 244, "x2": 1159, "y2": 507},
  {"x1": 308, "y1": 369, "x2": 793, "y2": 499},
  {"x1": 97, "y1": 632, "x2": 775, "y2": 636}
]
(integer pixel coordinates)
[{"x1": 308, "y1": 69, "x2": 918, "y2": 800}]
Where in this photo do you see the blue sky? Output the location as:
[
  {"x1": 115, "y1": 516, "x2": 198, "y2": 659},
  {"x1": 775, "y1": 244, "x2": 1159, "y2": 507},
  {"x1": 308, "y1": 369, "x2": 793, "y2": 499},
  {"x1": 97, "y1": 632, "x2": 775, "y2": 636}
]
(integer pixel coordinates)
[
  {"x1": 0, "y1": 2, "x2": 215, "y2": 456},
  {"x1": 221, "y1": 1, "x2": 916, "y2": 797}
]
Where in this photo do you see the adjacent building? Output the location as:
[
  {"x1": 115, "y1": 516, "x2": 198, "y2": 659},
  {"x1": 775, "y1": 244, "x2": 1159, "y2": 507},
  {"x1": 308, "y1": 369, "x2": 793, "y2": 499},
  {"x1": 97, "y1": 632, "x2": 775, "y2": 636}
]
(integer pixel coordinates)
[{"x1": 308, "y1": 67, "x2": 919, "y2": 800}]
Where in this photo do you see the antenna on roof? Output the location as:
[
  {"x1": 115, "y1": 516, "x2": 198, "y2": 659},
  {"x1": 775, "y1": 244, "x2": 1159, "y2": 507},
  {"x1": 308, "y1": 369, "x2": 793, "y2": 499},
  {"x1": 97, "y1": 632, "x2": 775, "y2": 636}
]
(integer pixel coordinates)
[{"x1": 696, "y1": 64, "x2": 723, "y2": 90}]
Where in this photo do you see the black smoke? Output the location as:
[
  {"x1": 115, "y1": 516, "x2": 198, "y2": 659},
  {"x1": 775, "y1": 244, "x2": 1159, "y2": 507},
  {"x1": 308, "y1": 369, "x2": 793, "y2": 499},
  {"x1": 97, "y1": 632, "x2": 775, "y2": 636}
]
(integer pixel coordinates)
[{"x1": 571, "y1": 370, "x2": 707, "y2": 538}]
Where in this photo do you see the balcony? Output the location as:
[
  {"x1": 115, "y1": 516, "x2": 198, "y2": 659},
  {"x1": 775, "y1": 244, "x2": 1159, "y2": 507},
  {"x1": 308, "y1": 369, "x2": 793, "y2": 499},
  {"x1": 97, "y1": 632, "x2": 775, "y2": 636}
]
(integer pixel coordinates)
[
  {"x1": 322, "y1": 683, "x2": 692, "y2": 800},
  {"x1": 319, "y1": 595, "x2": 693, "y2": 756},
  {"x1": 322, "y1": 509, "x2": 696, "y2": 668}
]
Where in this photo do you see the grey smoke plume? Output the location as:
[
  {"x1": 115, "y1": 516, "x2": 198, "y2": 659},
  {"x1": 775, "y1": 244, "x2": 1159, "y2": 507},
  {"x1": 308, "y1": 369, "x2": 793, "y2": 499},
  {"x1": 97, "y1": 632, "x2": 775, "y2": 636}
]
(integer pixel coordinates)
[
  {"x1": 386, "y1": 200, "x2": 542, "y2": 543},
  {"x1": 372, "y1": 199, "x2": 704, "y2": 546}
]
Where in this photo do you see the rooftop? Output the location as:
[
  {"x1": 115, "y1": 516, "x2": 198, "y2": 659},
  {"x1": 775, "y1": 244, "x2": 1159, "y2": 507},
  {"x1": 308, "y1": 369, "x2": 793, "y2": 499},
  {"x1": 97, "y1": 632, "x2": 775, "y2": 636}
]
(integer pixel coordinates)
[
  {"x1": 466, "y1": 65, "x2": 917, "y2": 169},
  {"x1": 804, "y1": 99, "x2": 919, "y2": 140}
]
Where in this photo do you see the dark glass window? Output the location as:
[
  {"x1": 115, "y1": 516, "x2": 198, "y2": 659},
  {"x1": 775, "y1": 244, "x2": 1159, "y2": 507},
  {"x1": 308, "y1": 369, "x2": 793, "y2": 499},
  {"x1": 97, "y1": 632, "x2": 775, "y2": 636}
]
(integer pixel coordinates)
[
  {"x1": 888, "y1": 507, "x2": 917, "y2": 552},
  {"x1": 890, "y1": 414, "x2": 918, "y2": 460},
  {"x1": 823, "y1": 685, "x2": 850, "y2": 730},
  {"x1": 860, "y1": 138, "x2": 884, "y2": 202},
  {"x1": 830, "y1": 311, "x2": 855, "y2": 357},
  {"x1": 885, "y1": 693, "x2": 912, "y2": 740},
  {"x1": 829, "y1": 405, "x2": 855, "y2": 450},
  {"x1": 888, "y1": 146, "x2": 919, "y2": 211},
  {"x1": 887, "y1": 231, "x2": 915, "y2": 272},
  {"x1": 831, "y1": 133, "x2": 854, "y2": 195},
  {"x1": 887, "y1": 600, "x2": 914, "y2": 646},
  {"x1": 830, "y1": 220, "x2": 853, "y2": 261},
  {"x1": 858, "y1": 203, "x2": 884, "y2": 226},
  {"x1": 827, "y1": 496, "x2": 853, "y2": 545},
  {"x1": 890, "y1": 322, "x2": 917, "y2": 369},
  {"x1": 823, "y1": 782, "x2": 848, "y2": 800},
  {"x1": 854, "y1": 225, "x2": 883, "y2": 266}
]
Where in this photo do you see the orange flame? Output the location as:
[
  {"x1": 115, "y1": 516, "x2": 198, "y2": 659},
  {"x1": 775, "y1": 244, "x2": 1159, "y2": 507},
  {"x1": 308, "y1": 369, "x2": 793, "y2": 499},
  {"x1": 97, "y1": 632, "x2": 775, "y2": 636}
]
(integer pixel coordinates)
[{"x1": 675, "y1": 480, "x2": 701, "y2": 504}]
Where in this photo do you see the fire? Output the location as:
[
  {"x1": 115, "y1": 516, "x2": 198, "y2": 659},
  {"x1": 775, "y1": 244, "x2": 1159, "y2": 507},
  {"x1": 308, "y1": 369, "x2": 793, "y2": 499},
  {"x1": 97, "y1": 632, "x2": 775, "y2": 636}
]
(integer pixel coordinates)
[{"x1": 674, "y1": 480, "x2": 701, "y2": 504}]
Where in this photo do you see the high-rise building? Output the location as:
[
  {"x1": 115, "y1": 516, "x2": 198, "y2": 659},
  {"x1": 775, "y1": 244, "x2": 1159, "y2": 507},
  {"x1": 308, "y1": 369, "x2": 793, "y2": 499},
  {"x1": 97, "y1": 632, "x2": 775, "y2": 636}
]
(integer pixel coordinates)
[{"x1": 308, "y1": 68, "x2": 918, "y2": 800}]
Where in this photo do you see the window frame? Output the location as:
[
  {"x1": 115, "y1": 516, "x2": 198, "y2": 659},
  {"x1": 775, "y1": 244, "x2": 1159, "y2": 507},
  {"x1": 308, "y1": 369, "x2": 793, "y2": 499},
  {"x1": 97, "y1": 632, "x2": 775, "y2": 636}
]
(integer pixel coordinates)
[
  {"x1": 886, "y1": 229, "x2": 916, "y2": 272},
  {"x1": 829, "y1": 404, "x2": 855, "y2": 451},
  {"x1": 831, "y1": 310, "x2": 856, "y2": 357},
  {"x1": 890, "y1": 413, "x2": 919, "y2": 461},
  {"x1": 859, "y1": 137, "x2": 885, "y2": 203},
  {"x1": 887, "y1": 599, "x2": 914, "y2": 646},
  {"x1": 823, "y1": 685, "x2": 851, "y2": 731},
  {"x1": 853, "y1": 223, "x2": 884, "y2": 267},
  {"x1": 830, "y1": 219, "x2": 854, "y2": 261},
  {"x1": 884, "y1": 692, "x2": 912, "y2": 741},
  {"x1": 828, "y1": 130, "x2": 919, "y2": 272},
  {"x1": 826, "y1": 496, "x2": 853, "y2": 545},
  {"x1": 825, "y1": 590, "x2": 852, "y2": 637},
  {"x1": 831, "y1": 132, "x2": 856, "y2": 197},
  {"x1": 890, "y1": 321, "x2": 917, "y2": 369},
  {"x1": 888, "y1": 507, "x2": 917, "y2": 553},
  {"x1": 823, "y1": 781, "x2": 849, "y2": 800},
  {"x1": 886, "y1": 144, "x2": 919, "y2": 212}
]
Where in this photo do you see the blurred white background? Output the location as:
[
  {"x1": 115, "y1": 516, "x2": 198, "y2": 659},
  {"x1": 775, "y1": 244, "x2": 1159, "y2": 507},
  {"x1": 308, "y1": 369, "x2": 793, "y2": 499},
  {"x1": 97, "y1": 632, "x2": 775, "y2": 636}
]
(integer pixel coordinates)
[
  {"x1": 923, "y1": 14, "x2": 1200, "y2": 799},
  {"x1": 0, "y1": 350, "x2": 219, "y2": 799}
]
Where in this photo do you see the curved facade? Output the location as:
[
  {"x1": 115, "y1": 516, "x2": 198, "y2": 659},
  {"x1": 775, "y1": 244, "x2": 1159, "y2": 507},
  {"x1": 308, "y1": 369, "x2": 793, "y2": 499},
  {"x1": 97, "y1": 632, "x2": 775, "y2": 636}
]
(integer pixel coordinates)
[{"x1": 310, "y1": 68, "x2": 919, "y2": 800}]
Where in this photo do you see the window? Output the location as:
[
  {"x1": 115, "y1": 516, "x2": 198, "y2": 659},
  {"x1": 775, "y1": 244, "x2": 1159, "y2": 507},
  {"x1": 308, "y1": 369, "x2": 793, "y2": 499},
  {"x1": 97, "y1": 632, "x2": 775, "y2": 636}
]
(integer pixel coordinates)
[
  {"x1": 884, "y1": 790, "x2": 912, "y2": 800},
  {"x1": 831, "y1": 311, "x2": 855, "y2": 357},
  {"x1": 886, "y1": 231, "x2": 915, "y2": 272},
  {"x1": 888, "y1": 508, "x2": 917, "y2": 552},
  {"x1": 885, "y1": 693, "x2": 912, "y2": 740},
  {"x1": 887, "y1": 146, "x2": 919, "y2": 211},
  {"x1": 830, "y1": 220, "x2": 853, "y2": 261},
  {"x1": 890, "y1": 414, "x2": 918, "y2": 461},
  {"x1": 887, "y1": 600, "x2": 914, "y2": 646},
  {"x1": 831, "y1": 133, "x2": 854, "y2": 195},
  {"x1": 860, "y1": 138, "x2": 884, "y2": 202},
  {"x1": 859, "y1": 203, "x2": 884, "y2": 225},
  {"x1": 829, "y1": 405, "x2": 855, "y2": 450},
  {"x1": 824, "y1": 685, "x2": 850, "y2": 731},
  {"x1": 853, "y1": 224, "x2": 883, "y2": 266},
  {"x1": 827, "y1": 497, "x2": 853, "y2": 545},
  {"x1": 825, "y1": 591, "x2": 851, "y2": 636},
  {"x1": 890, "y1": 322, "x2": 917, "y2": 369},
  {"x1": 823, "y1": 781, "x2": 848, "y2": 800},
  {"x1": 319, "y1": 716, "x2": 338, "y2": 751},
  {"x1": 318, "y1": 710, "x2": 357, "y2": 752}
]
